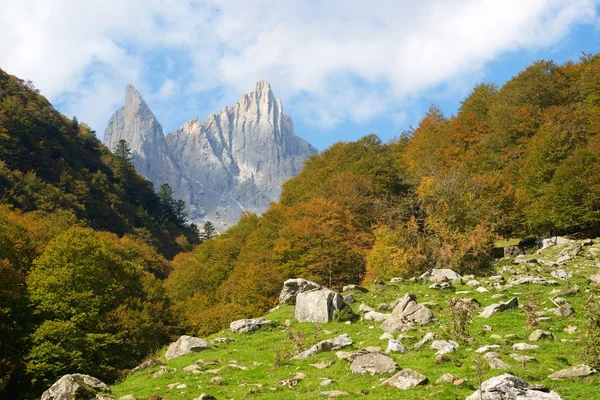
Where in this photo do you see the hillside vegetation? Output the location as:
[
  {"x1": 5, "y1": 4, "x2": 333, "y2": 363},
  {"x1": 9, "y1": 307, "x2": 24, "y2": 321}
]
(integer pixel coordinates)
[{"x1": 2, "y1": 51, "x2": 600, "y2": 399}]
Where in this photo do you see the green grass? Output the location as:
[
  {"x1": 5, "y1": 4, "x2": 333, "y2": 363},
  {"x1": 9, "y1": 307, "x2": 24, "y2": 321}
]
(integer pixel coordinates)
[{"x1": 112, "y1": 241, "x2": 600, "y2": 399}]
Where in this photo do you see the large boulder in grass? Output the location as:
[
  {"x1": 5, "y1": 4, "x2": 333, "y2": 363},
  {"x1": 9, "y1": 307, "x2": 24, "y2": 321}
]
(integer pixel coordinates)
[
  {"x1": 230, "y1": 318, "x2": 271, "y2": 333},
  {"x1": 418, "y1": 269, "x2": 461, "y2": 283},
  {"x1": 380, "y1": 293, "x2": 434, "y2": 332},
  {"x1": 295, "y1": 288, "x2": 344, "y2": 323},
  {"x1": 165, "y1": 335, "x2": 215, "y2": 360},
  {"x1": 41, "y1": 374, "x2": 113, "y2": 400},
  {"x1": 465, "y1": 374, "x2": 562, "y2": 400},
  {"x1": 279, "y1": 278, "x2": 322, "y2": 305}
]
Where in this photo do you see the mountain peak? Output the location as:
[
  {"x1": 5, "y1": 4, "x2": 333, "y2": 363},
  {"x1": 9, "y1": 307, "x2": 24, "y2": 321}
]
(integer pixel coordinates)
[{"x1": 255, "y1": 80, "x2": 272, "y2": 93}]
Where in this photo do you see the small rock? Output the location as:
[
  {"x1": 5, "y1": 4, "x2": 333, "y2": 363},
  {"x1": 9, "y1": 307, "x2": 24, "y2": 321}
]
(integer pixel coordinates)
[
  {"x1": 210, "y1": 376, "x2": 225, "y2": 385},
  {"x1": 342, "y1": 284, "x2": 368, "y2": 293},
  {"x1": 379, "y1": 332, "x2": 394, "y2": 340},
  {"x1": 381, "y1": 293, "x2": 435, "y2": 332},
  {"x1": 466, "y1": 280, "x2": 480, "y2": 287},
  {"x1": 483, "y1": 352, "x2": 500, "y2": 361},
  {"x1": 465, "y1": 373, "x2": 562, "y2": 400},
  {"x1": 476, "y1": 286, "x2": 490, "y2": 293},
  {"x1": 479, "y1": 297, "x2": 518, "y2": 318},
  {"x1": 277, "y1": 372, "x2": 307, "y2": 387},
  {"x1": 436, "y1": 373, "x2": 457, "y2": 383},
  {"x1": 292, "y1": 334, "x2": 353, "y2": 360},
  {"x1": 488, "y1": 357, "x2": 511, "y2": 370},
  {"x1": 512, "y1": 343, "x2": 539, "y2": 351},
  {"x1": 129, "y1": 359, "x2": 166, "y2": 375},
  {"x1": 378, "y1": 303, "x2": 390, "y2": 311},
  {"x1": 358, "y1": 303, "x2": 375, "y2": 313},
  {"x1": 183, "y1": 364, "x2": 201, "y2": 373},
  {"x1": 548, "y1": 364, "x2": 596, "y2": 379},
  {"x1": 310, "y1": 360, "x2": 336, "y2": 369},
  {"x1": 350, "y1": 352, "x2": 397, "y2": 375},
  {"x1": 214, "y1": 337, "x2": 236, "y2": 343},
  {"x1": 510, "y1": 354, "x2": 536, "y2": 363},
  {"x1": 342, "y1": 294, "x2": 355, "y2": 304},
  {"x1": 386, "y1": 339, "x2": 407, "y2": 353},
  {"x1": 176, "y1": 383, "x2": 187, "y2": 389},
  {"x1": 414, "y1": 332, "x2": 436, "y2": 349},
  {"x1": 554, "y1": 304, "x2": 575, "y2": 317},
  {"x1": 119, "y1": 396, "x2": 138, "y2": 400},
  {"x1": 551, "y1": 269, "x2": 572, "y2": 280},
  {"x1": 564, "y1": 325, "x2": 580, "y2": 334},
  {"x1": 364, "y1": 311, "x2": 388, "y2": 322},
  {"x1": 475, "y1": 345, "x2": 501, "y2": 354},
  {"x1": 165, "y1": 335, "x2": 215, "y2": 360},
  {"x1": 319, "y1": 390, "x2": 348, "y2": 398},
  {"x1": 429, "y1": 282, "x2": 453, "y2": 290},
  {"x1": 384, "y1": 369, "x2": 428, "y2": 389},
  {"x1": 419, "y1": 269, "x2": 462, "y2": 283},
  {"x1": 230, "y1": 318, "x2": 271, "y2": 333},
  {"x1": 528, "y1": 329, "x2": 556, "y2": 341},
  {"x1": 390, "y1": 277, "x2": 404, "y2": 283},
  {"x1": 193, "y1": 394, "x2": 216, "y2": 400},
  {"x1": 430, "y1": 340, "x2": 458, "y2": 355},
  {"x1": 320, "y1": 378, "x2": 333, "y2": 386}
]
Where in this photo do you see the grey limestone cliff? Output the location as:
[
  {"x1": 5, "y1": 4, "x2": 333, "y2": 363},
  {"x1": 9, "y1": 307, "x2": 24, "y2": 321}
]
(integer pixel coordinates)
[{"x1": 104, "y1": 81, "x2": 317, "y2": 230}]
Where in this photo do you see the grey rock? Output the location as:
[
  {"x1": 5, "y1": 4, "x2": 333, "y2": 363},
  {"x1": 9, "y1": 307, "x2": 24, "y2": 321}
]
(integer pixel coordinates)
[
  {"x1": 429, "y1": 281, "x2": 453, "y2": 290},
  {"x1": 292, "y1": 334, "x2": 353, "y2": 360},
  {"x1": 350, "y1": 352, "x2": 397, "y2": 374},
  {"x1": 555, "y1": 255, "x2": 571, "y2": 265},
  {"x1": 489, "y1": 357, "x2": 511, "y2": 370},
  {"x1": 436, "y1": 373, "x2": 458, "y2": 383},
  {"x1": 539, "y1": 236, "x2": 572, "y2": 249},
  {"x1": 484, "y1": 352, "x2": 501, "y2": 360},
  {"x1": 563, "y1": 325, "x2": 580, "y2": 334},
  {"x1": 343, "y1": 294, "x2": 355, "y2": 304},
  {"x1": 279, "y1": 278, "x2": 322, "y2": 305},
  {"x1": 193, "y1": 395, "x2": 216, "y2": 400},
  {"x1": 548, "y1": 365, "x2": 596, "y2": 379},
  {"x1": 419, "y1": 268, "x2": 462, "y2": 283},
  {"x1": 129, "y1": 359, "x2": 165, "y2": 375},
  {"x1": 589, "y1": 274, "x2": 600, "y2": 285},
  {"x1": 165, "y1": 335, "x2": 215, "y2": 360},
  {"x1": 380, "y1": 293, "x2": 435, "y2": 332},
  {"x1": 363, "y1": 311, "x2": 388, "y2": 322},
  {"x1": 105, "y1": 82, "x2": 317, "y2": 231},
  {"x1": 479, "y1": 297, "x2": 519, "y2": 318},
  {"x1": 295, "y1": 289, "x2": 344, "y2": 323},
  {"x1": 553, "y1": 304, "x2": 575, "y2": 317},
  {"x1": 430, "y1": 340, "x2": 458, "y2": 355},
  {"x1": 386, "y1": 339, "x2": 407, "y2": 353},
  {"x1": 551, "y1": 269, "x2": 572, "y2": 280},
  {"x1": 230, "y1": 318, "x2": 271, "y2": 333},
  {"x1": 390, "y1": 277, "x2": 404, "y2": 283},
  {"x1": 559, "y1": 243, "x2": 582, "y2": 257},
  {"x1": 183, "y1": 364, "x2": 201, "y2": 373},
  {"x1": 119, "y1": 396, "x2": 138, "y2": 400},
  {"x1": 342, "y1": 284, "x2": 368, "y2": 293},
  {"x1": 507, "y1": 277, "x2": 557, "y2": 287},
  {"x1": 512, "y1": 343, "x2": 539, "y2": 351},
  {"x1": 528, "y1": 329, "x2": 556, "y2": 341},
  {"x1": 476, "y1": 286, "x2": 490, "y2": 293},
  {"x1": 320, "y1": 378, "x2": 333, "y2": 386},
  {"x1": 510, "y1": 354, "x2": 536, "y2": 363},
  {"x1": 465, "y1": 373, "x2": 562, "y2": 400},
  {"x1": 319, "y1": 390, "x2": 348, "y2": 398},
  {"x1": 41, "y1": 374, "x2": 113, "y2": 400},
  {"x1": 383, "y1": 369, "x2": 427, "y2": 389},
  {"x1": 414, "y1": 332, "x2": 437, "y2": 349},
  {"x1": 358, "y1": 303, "x2": 375, "y2": 313},
  {"x1": 476, "y1": 345, "x2": 501, "y2": 354},
  {"x1": 466, "y1": 279, "x2": 481, "y2": 287}
]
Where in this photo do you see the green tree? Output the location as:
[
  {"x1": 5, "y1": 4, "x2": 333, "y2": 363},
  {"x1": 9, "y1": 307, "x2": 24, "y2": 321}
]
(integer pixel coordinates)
[
  {"x1": 201, "y1": 221, "x2": 216, "y2": 240},
  {"x1": 114, "y1": 139, "x2": 132, "y2": 164}
]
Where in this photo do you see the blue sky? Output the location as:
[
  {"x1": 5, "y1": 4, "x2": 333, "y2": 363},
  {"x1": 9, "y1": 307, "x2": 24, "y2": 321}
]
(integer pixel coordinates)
[{"x1": 1, "y1": 0, "x2": 599, "y2": 150}]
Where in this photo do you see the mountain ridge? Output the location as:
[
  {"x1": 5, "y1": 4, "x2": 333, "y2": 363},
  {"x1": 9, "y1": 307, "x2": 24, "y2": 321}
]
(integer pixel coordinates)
[{"x1": 104, "y1": 81, "x2": 317, "y2": 230}]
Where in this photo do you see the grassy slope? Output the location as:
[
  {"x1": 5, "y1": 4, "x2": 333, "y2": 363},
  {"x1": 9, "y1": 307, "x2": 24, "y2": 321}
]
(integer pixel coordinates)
[{"x1": 113, "y1": 241, "x2": 600, "y2": 400}]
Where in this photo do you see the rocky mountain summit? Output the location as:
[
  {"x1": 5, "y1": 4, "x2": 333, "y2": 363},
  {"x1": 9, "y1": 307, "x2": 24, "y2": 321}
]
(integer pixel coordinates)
[
  {"x1": 104, "y1": 82, "x2": 317, "y2": 230},
  {"x1": 43, "y1": 236, "x2": 600, "y2": 399}
]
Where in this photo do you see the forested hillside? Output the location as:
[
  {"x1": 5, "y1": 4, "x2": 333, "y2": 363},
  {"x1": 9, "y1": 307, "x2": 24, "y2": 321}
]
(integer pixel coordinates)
[
  {"x1": 165, "y1": 53, "x2": 600, "y2": 338},
  {"x1": 2, "y1": 51, "x2": 600, "y2": 399},
  {"x1": 0, "y1": 69, "x2": 200, "y2": 398}
]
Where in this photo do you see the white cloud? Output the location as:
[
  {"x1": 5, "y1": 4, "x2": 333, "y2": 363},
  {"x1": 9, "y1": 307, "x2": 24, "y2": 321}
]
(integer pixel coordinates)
[{"x1": 0, "y1": 0, "x2": 598, "y2": 138}]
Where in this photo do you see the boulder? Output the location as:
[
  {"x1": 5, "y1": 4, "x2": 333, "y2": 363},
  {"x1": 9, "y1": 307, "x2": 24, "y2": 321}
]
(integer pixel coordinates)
[
  {"x1": 559, "y1": 243, "x2": 582, "y2": 257},
  {"x1": 475, "y1": 345, "x2": 501, "y2": 354},
  {"x1": 363, "y1": 311, "x2": 389, "y2": 322},
  {"x1": 539, "y1": 236, "x2": 572, "y2": 250},
  {"x1": 510, "y1": 354, "x2": 536, "y2": 363},
  {"x1": 419, "y1": 268, "x2": 462, "y2": 283},
  {"x1": 129, "y1": 359, "x2": 165, "y2": 375},
  {"x1": 504, "y1": 245, "x2": 524, "y2": 258},
  {"x1": 342, "y1": 284, "x2": 368, "y2": 293},
  {"x1": 479, "y1": 297, "x2": 519, "y2": 318},
  {"x1": 589, "y1": 274, "x2": 600, "y2": 285},
  {"x1": 295, "y1": 289, "x2": 344, "y2": 323},
  {"x1": 383, "y1": 369, "x2": 427, "y2": 389},
  {"x1": 528, "y1": 329, "x2": 556, "y2": 342},
  {"x1": 319, "y1": 390, "x2": 348, "y2": 398},
  {"x1": 507, "y1": 277, "x2": 557, "y2": 287},
  {"x1": 551, "y1": 269, "x2": 572, "y2": 280},
  {"x1": 350, "y1": 352, "x2": 397, "y2": 375},
  {"x1": 489, "y1": 357, "x2": 511, "y2": 370},
  {"x1": 553, "y1": 304, "x2": 575, "y2": 318},
  {"x1": 380, "y1": 293, "x2": 435, "y2": 332},
  {"x1": 358, "y1": 303, "x2": 375, "y2": 313},
  {"x1": 165, "y1": 335, "x2": 215, "y2": 360},
  {"x1": 279, "y1": 278, "x2": 322, "y2": 304},
  {"x1": 385, "y1": 339, "x2": 407, "y2": 353},
  {"x1": 430, "y1": 340, "x2": 458, "y2": 355},
  {"x1": 230, "y1": 318, "x2": 271, "y2": 333},
  {"x1": 429, "y1": 282, "x2": 453, "y2": 290},
  {"x1": 193, "y1": 395, "x2": 216, "y2": 400},
  {"x1": 465, "y1": 374, "x2": 562, "y2": 400},
  {"x1": 41, "y1": 374, "x2": 113, "y2": 400},
  {"x1": 414, "y1": 332, "x2": 436, "y2": 349},
  {"x1": 548, "y1": 365, "x2": 596, "y2": 379},
  {"x1": 292, "y1": 334, "x2": 353, "y2": 360},
  {"x1": 512, "y1": 343, "x2": 539, "y2": 351},
  {"x1": 342, "y1": 294, "x2": 355, "y2": 304}
]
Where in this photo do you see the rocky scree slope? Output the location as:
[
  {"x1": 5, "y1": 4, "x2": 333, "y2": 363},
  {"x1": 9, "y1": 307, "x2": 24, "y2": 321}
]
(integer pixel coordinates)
[
  {"x1": 104, "y1": 82, "x2": 317, "y2": 231},
  {"x1": 45, "y1": 237, "x2": 600, "y2": 399}
]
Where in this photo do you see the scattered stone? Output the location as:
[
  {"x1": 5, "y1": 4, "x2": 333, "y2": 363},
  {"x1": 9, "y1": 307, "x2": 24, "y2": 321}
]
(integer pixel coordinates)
[
  {"x1": 556, "y1": 255, "x2": 571, "y2": 265},
  {"x1": 350, "y1": 352, "x2": 397, "y2": 375},
  {"x1": 589, "y1": 274, "x2": 600, "y2": 285},
  {"x1": 484, "y1": 352, "x2": 501, "y2": 361},
  {"x1": 129, "y1": 359, "x2": 165, "y2": 375},
  {"x1": 564, "y1": 325, "x2": 580, "y2": 334},
  {"x1": 296, "y1": 289, "x2": 344, "y2": 323},
  {"x1": 540, "y1": 236, "x2": 572, "y2": 249},
  {"x1": 507, "y1": 277, "x2": 557, "y2": 287},
  {"x1": 512, "y1": 343, "x2": 539, "y2": 351},
  {"x1": 559, "y1": 243, "x2": 582, "y2": 257},
  {"x1": 505, "y1": 245, "x2": 524, "y2": 257},
  {"x1": 488, "y1": 357, "x2": 511, "y2": 370},
  {"x1": 378, "y1": 303, "x2": 390, "y2": 311},
  {"x1": 436, "y1": 373, "x2": 457, "y2": 383},
  {"x1": 548, "y1": 365, "x2": 596, "y2": 379},
  {"x1": 510, "y1": 354, "x2": 536, "y2": 363},
  {"x1": 414, "y1": 332, "x2": 437, "y2": 349},
  {"x1": 358, "y1": 303, "x2": 375, "y2": 313},
  {"x1": 491, "y1": 294, "x2": 504, "y2": 299},
  {"x1": 379, "y1": 332, "x2": 394, "y2": 340},
  {"x1": 386, "y1": 339, "x2": 407, "y2": 353},
  {"x1": 430, "y1": 340, "x2": 458, "y2": 355},
  {"x1": 479, "y1": 297, "x2": 519, "y2": 318},
  {"x1": 490, "y1": 334, "x2": 502, "y2": 340},
  {"x1": 165, "y1": 335, "x2": 215, "y2": 360},
  {"x1": 183, "y1": 364, "x2": 201, "y2": 373},
  {"x1": 390, "y1": 277, "x2": 404, "y2": 283},
  {"x1": 279, "y1": 278, "x2": 322, "y2": 304},
  {"x1": 319, "y1": 390, "x2": 348, "y2": 398},
  {"x1": 320, "y1": 378, "x2": 333, "y2": 386},
  {"x1": 475, "y1": 345, "x2": 501, "y2": 354},
  {"x1": 269, "y1": 305, "x2": 280, "y2": 312},
  {"x1": 41, "y1": 374, "x2": 113, "y2": 400},
  {"x1": 230, "y1": 318, "x2": 271, "y2": 333},
  {"x1": 342, "y1": 284, "x2": 368, "y2": 293},
  {"x1": 381, "y1": 293, "x2": 435, "y2": 332},
  {"x1": 384, "y1": 369, "x2": 428, "y2": 389},
  {"x1": 419, "y1": 268, "x2": 462, "y2": 283},
  {"x1": 476, "y1": 286, "x2": 490, "y2": 293},
  {"x1": 363, "y1": 311, "x2": 389, "y2": 322},
  {"x1": 193, "y1": 394, "x2": 216, "y2": 400},
  {"x1": 292, "y1": 334, "x2": 353, "y2": 360},
  {"x1": 435, "y1": 354, "x2": 452, "y2": 364},
  {"x1": 214, "y1": 337, "x2": 236, "y2": 343},
  {"x1": 483, "y1": 325, "x2": 493, "y2": 331},
  {"x1": 151, "y1": 366, "x2": 177, "y2": 378},
  {"x1": 465, "y1": 373, "x2": 562, "y2": 400},
  {"x1": 528, "y1": 329, "x2": 556, "y2": 341},
  {"x1": 176, "y1": 383, "x2": 187, "y2": 389},
  {"x1": 466, "y1": 280, "x2": 480, "y2": 287},
  {"x1": 553, "y1": 304, "x2": 575, "y2": 317},
  {"x1": 429, "y1": 282, "x2": 453, "y2": 290},
  {"x1": 210, "y1": 376, "x2": 225, "y2": 385},
  {"x1": 310, "y1": 360, "x2": 336, "y2": 369},
  {"x1": 342, "y1": 294, "x2": 355, "y2": 304},
  {"x1": 119, "y1": 396, "x2": 138, "y2": 400},
  {"x1": 551, "y1": 269, "x2": 572, "y2": 280}
]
